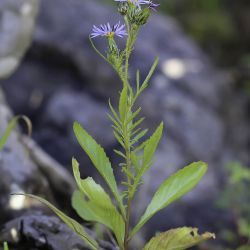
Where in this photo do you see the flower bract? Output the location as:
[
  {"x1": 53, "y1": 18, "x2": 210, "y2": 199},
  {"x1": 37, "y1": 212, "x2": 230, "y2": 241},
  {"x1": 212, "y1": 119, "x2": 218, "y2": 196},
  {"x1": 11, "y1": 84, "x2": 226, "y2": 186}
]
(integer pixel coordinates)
[{"x1": 115, "y1": 0, "x2": 159, "y2": 10}]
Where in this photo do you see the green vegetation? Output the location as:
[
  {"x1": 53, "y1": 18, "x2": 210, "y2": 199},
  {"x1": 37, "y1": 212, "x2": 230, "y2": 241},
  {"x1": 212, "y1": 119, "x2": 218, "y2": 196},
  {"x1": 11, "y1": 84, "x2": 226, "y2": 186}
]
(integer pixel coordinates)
[{"x1": 217, "y1": 162, "x2": 250, "y2": 249}]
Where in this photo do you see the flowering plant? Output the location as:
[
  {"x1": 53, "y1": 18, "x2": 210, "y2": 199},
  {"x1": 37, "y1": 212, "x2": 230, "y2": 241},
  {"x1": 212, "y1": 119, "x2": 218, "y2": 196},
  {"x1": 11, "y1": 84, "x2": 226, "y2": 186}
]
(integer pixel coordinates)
[{"x1": 13, "y1": 1, "x2": 215, "y2": 249}]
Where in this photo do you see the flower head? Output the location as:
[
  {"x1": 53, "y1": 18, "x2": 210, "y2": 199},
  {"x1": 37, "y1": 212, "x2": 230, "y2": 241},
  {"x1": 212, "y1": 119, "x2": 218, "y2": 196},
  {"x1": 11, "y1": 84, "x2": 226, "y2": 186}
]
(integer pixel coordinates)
[
  {"x1": 90, "y1": 22, "x2": 127, "y2": 39},
  {"x1": 115, "y1": 0, "x2": 150, "y2": 8},
  {"x1": 148, "y1": 1, "x2": 160, "y2": 11},
  {"x1": 115, "y1": 0, "x2": 159, "y2": 10}
]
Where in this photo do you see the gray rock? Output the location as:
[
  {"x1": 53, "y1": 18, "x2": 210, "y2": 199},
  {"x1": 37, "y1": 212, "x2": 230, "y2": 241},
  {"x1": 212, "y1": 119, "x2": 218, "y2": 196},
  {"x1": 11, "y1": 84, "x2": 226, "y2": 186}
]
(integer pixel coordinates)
[
  {"x1": 44, "y1": 89, "x2": 116, "y2": 176},
  {"x1": 0, "y1": 89, "x2": 50, "y2": 223},
  {"x1": 0, "y1": 212, "x2": 90, "y2": 250},
  {"x1": 45, "y1": 90, "x2": 113, "y2": 147},
  {"x1": 0, "y1": 0, "x2": 39, "y2": 78},
  {"x1": 0, "y1": 88, "x2": 75, "y2": 224}
]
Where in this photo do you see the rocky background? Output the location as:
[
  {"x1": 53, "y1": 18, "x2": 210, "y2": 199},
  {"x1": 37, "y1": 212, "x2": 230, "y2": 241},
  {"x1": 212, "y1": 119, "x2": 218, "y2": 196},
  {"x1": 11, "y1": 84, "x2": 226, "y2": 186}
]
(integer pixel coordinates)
[{"x1": 0, "y1": 0, "x2": 249, "y2": 249}]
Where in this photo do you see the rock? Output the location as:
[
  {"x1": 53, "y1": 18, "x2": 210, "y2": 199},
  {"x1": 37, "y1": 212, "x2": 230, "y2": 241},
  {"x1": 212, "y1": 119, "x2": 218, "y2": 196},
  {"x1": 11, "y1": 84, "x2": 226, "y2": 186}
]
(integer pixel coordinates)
[
  {"x1": 0, "y1": 88, "x2": 49, "y2": 223},
  {"x1": 42, "y1": 89, "x2": 116, "y2": 174},
  {"x1": 1, "y1": 0, "x2": 249, "y2": 244},
  {"x1": 0, "y1": 212, "x2": 90, "y2": 250},
  {"x1": 0, "y1": 88, "x2": 75, "y2": 224},
  {"x1": 0, "y1": 212, "x2": 118, "y2": 250},
  {"x1": 0, "y1": 0, "x2": 39, "y2": 78}
]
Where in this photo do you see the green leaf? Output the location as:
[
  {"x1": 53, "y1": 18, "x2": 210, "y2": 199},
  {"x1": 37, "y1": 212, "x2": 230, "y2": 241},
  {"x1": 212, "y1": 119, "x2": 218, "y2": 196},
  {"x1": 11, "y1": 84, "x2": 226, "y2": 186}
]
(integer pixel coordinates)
[
  {"x1": 113, "y1": 131, "x2": 125, "y2": 149},
  {"x1": 3, "y1": 242, "x2": 9, "y2": 250},
  {"x1": 143, "y1": 227, "x2": 215, "y2": 250},
  {"x1": 129, "y1": 117, "x2": 145, "y2": 132},
  {"x1": 131, "y1": 129, "x2": 148, "y2": 146},
  {"x1": 131, "y1": 162, "x2": 208, "y2": 237},
  {"x1": 131, "y1": 152, "x2": 140, "y2": 173},
  {"x1": 12, "y1": 194, "x2": 98, "y2": 250},
  {"x1": 136, "y1": 70, "x2": 140, "y2": 92},
  {"x1": 114, "y1": 149, "x2": 126, "y2": 159},
  {"x1": 73, "y1": 122, "x2": 125, "y2": 217},
  {"x1": 108, "y1": 115, "x2": 123, "y2": 135},
  {"x1": 0, "y1": 115, "x2": 32, "y2": 150},
  {"x1": 133, "y1": 56, "x2": 159, "y2": 103},
  {"x1": 130, "y1": 122, "x2": 163, "y2": 198},
  {"x1": 119, "y1": 86, "x2": 128, "y2": 122},
  {"x1": 142, "y1": 122, "x2": 163, "y2": 171},
  {"x1": 108, "y1": 99, "x2": 121, "y2": 125},
  {"x1": 141, "y1": 57, "x2": 159, "y2": 89},
  {"x1": 72, "y1": 159, "x2": 125, "y2": 247},
  {"x1": 126, "y1": 107, "x2": 141, "y2": 125}
]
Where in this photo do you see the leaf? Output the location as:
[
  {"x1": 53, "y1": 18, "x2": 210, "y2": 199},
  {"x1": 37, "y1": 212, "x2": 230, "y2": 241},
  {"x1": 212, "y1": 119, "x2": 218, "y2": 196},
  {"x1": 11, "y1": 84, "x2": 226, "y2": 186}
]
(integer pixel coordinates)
[
  {"x1": 141, "y1": 57, "x2": 159, "y2": 90},
  {"x1": 129, "y1": 117, "x2": 145, "y2": 132},
  {"x1": 142, "y1": 122, "x2": 163, "y2": 171},
  {"x1": 72, "y1": 159, "x2": 125, "y2": 247},
  {"x1": 131, "y1": 129, "x2": 148, "y2": 146},
  {"x1": 136, "y1": 70, "x2": 140, "y2": 92},
  {"x1": 108, "y1": 99, "x2": 121, "y2": 125},
  {"x1": 3, "y1": 242, "x2": 9, "y2": 250},
  {"x1": 143, "y1": 227, "x2": 215, "y2": 250},
  {"x1": 13, "y1": 194, "x2": 98, "y2": 250},
  {"x1": 73, "y1": 122, "x2": 125, "y2": 217},
  {"x1": 119, "y1": 86, "x2": 128, "y2": 122},
  {"x1": 126, "y1": 107, "x2": 141, "y2": 125},
  {"x1": 0, "y1": 115, "x2": 32, "y2": 150},
  {"x1": 131, "y1": 152, "x2": 140, "y2": 174},
  {"x1": 130, "y1": 122, "x2": 163, "y2": 198},
  {"x1": 113, "y1": 131, "x2": 125, "y2": 149},
  {"x1": 114, "y1": 149, "x2": 126, "y2": 159},
  {"x1": 131, "y1": 162, "x2": 208, "y2": 237}
]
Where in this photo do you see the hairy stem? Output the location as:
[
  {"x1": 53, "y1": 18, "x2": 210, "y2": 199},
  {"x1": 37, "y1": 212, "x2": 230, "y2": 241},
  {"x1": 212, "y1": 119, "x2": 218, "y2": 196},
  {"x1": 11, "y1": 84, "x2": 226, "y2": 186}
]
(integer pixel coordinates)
[
  {"x1": 124, "y1": 16, "x2": 130, "y2": 82},
  {"x1": 124, "y1": 106, "x2": 133, "y2": 250},
  {"x1": 117, "y1": 18, "x2": 141, "y2": 249}
]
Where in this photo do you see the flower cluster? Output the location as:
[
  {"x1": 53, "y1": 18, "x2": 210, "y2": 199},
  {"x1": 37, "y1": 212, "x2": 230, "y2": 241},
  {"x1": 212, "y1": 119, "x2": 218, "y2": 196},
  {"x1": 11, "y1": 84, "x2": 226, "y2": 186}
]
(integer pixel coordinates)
[
  {"x1": 116, "y1": 0, "x2": 159, "y2": 10},
  {"x1": 90, "y1": 0, "x2": 159, "y2": 39},
  {"x1": 115, "y1": 0, "x2": 149, "y2": 8}
]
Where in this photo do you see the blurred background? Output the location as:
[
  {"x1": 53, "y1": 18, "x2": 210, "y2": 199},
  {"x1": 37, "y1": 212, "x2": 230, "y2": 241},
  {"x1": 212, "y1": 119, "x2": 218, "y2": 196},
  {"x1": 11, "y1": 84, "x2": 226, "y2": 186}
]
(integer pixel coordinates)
[{"x1": 0, "y1": 0, "x2": 249, "y2": 249}]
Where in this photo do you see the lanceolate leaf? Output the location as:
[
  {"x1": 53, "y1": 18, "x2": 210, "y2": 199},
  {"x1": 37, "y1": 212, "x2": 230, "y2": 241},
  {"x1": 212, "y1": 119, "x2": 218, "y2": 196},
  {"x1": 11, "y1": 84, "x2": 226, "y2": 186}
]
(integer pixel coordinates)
[
  {"x1": 143, "y1": 227, "x2": 215, "y2": 250},
  {"x1": 142, "y1": 122, "x2": 163, "y2": 171},
  {"x1": 126, "y1": 107, "x2": 141, "y2": 125},
  {"x1": 0, "y1": 115, "x2": 32, "y2": 150},
  {"x1": 72, "y1": 159, "x2": 125, "y2": 247},
  {"x1": 13, "y1": 194, "x2": 98, "y2": 250},
  {"x1": 119, "y1": 86, "x2": 128, "y2": 122},
  {"x1": 131, "y1": 129, "x2": 148, "y2": 145},
  {"x1": 131, "y1": 162, "x2": 208, "y2": 237},
  {"x1": 73, "y1": 122, "x2": 125, "y2": 217},
  {"x1": 140, "y1": 57, "x2": 159, "y2": 93},
  {"x1": 130, "y1": 122, "x2": 163, "y2": 198}
]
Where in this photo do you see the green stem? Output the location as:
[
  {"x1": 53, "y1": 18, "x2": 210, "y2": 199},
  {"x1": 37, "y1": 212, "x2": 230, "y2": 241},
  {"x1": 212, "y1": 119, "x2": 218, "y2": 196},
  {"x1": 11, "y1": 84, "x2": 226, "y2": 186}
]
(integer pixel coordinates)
[
  {"x1": 123, "y1": 98, "x2": 134, "y2": 250},
  {"x1": 124, "y1": 16, "x2": 130, "y2": 83},
  {"x1": 117, "y1": 17, "x2": 141, "y2": 249}
]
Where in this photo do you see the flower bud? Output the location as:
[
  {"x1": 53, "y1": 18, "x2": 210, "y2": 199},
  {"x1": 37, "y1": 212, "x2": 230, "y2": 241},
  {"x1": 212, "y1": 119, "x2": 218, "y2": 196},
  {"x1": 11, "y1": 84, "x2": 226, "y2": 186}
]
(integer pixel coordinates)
[
  {"x1": 128, "y1": 7, "x2": 150, "y2": 26},
  {"x1": 118, "y1": 2, "x2": 129, "y2": 15},
  {"x1": 107, "y1": 37, "x2": 119, "y2": 55}
]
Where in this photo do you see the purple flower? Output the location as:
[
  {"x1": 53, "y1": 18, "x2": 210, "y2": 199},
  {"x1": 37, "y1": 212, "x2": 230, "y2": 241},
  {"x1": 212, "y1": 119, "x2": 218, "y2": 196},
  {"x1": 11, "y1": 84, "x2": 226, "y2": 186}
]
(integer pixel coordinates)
[
  {"x1": 115, "y1": 0, "x2": 159, "y2": 10},
  {"x1": 115, "y1": 0, "x2": 151, "y2": 8},
  {"x1": 90, "y1": 22, "x2": 128, "y2": 39},
  {"x1": 148, "y1": 1, "x2": 160, "y2": 11}
]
